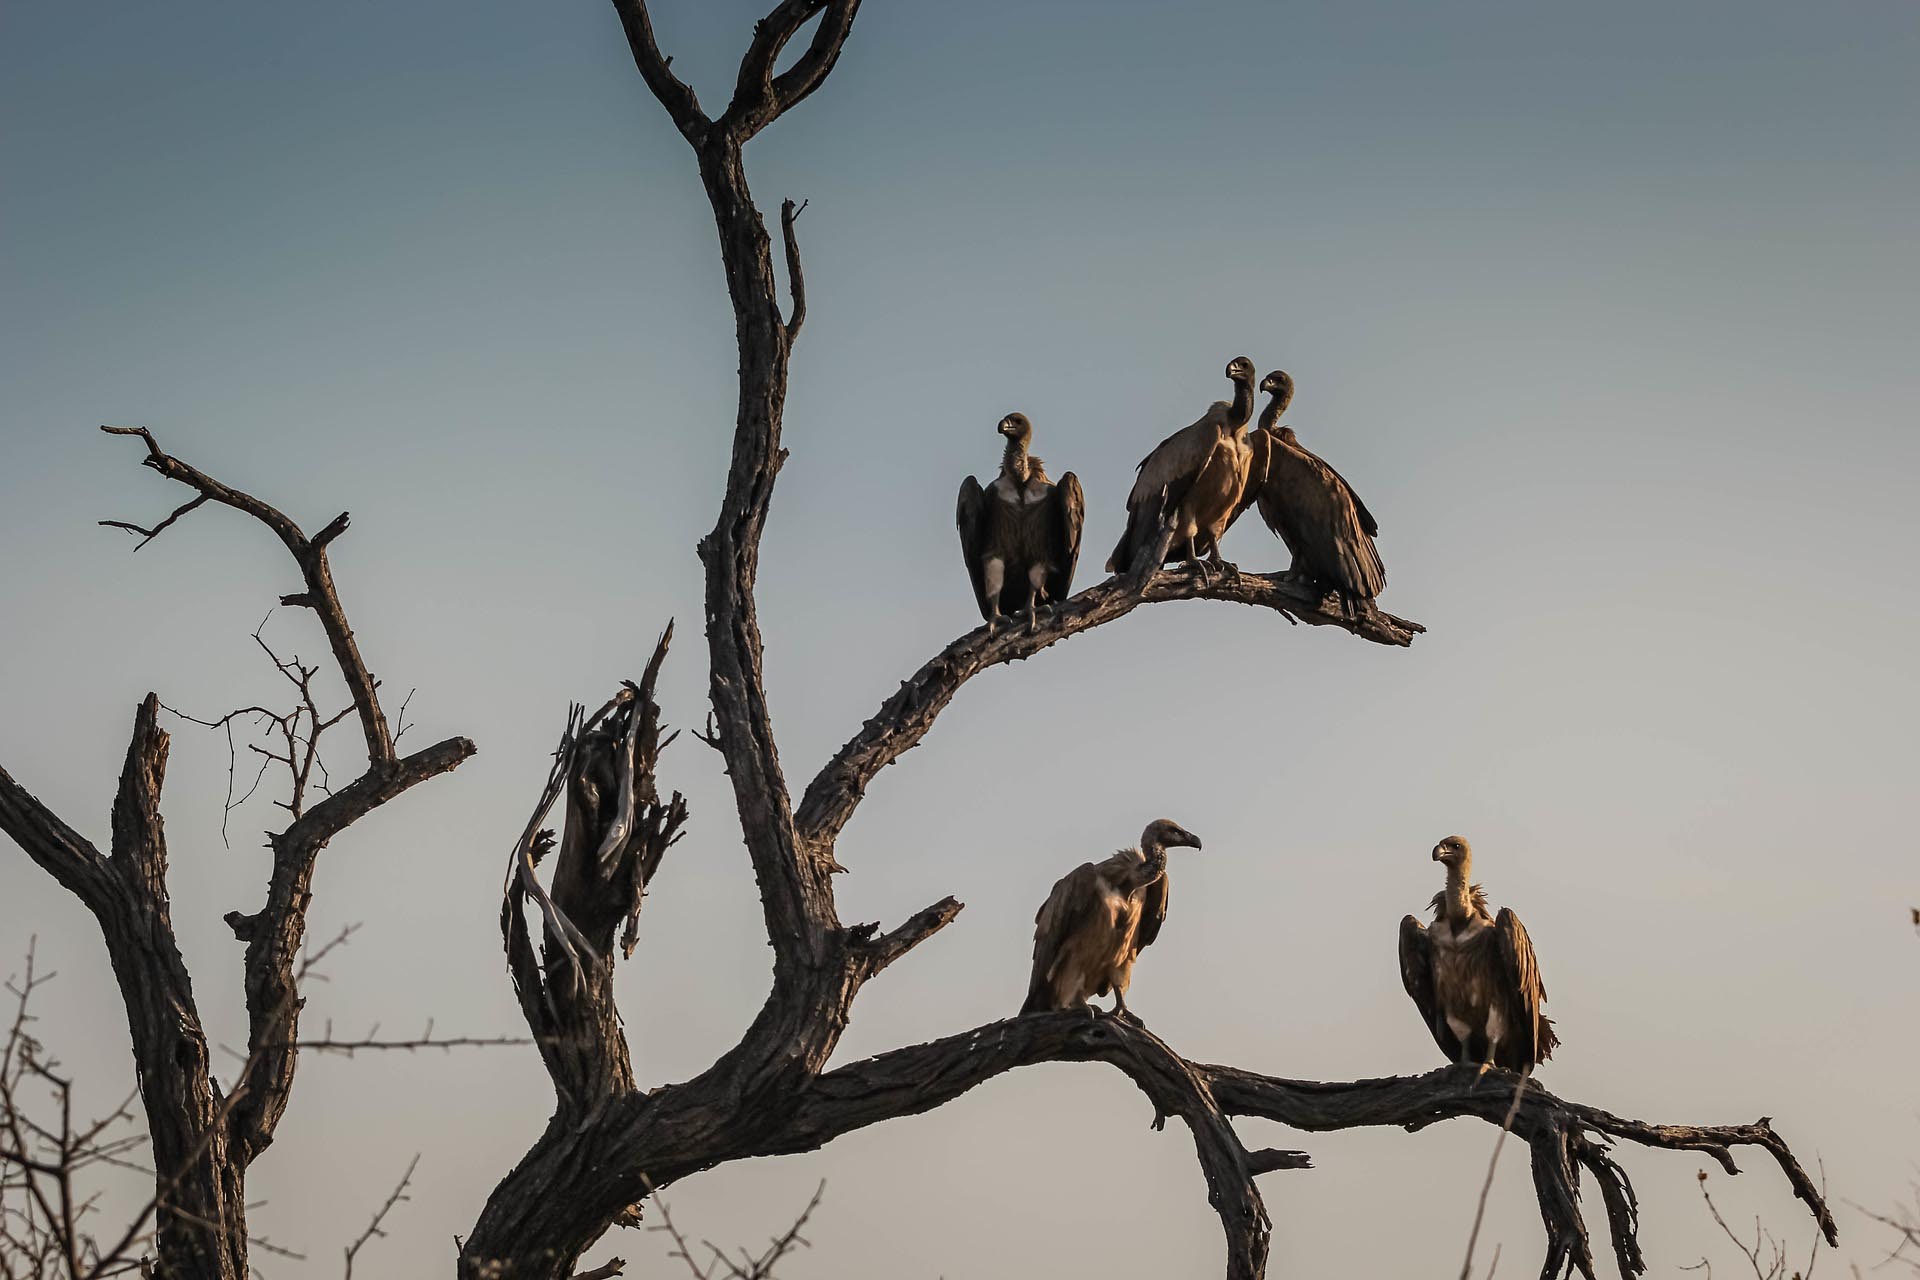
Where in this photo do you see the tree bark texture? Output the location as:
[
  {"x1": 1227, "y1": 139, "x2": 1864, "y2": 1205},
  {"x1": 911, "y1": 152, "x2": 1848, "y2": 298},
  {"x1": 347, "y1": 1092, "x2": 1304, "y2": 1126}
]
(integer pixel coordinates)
[{"x1": 1, "y1": 434, "x2": 474, "y2": 1278}]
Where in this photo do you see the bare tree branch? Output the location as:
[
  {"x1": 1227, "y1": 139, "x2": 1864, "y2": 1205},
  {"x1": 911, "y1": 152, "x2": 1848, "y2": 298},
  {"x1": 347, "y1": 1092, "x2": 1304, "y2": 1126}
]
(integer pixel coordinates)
[
  {"x1": 457, "y1": 9, "x2": 1816, "y2": 1280},
  {"x1": 2, "y1": 430, "x2": 473, "y2": 1278},
  {"x1": 341, "y1": 1154, "x2": 417, "y2": 1279},
  {"x1": 796, "y1": 558, "x2": 1422, "y2": 855},
  {"x1": 778, "y1": 198, "x2": 807, "y2": 341},
  {"x1": 608, "y1": 0, "x2": 709, "y2": 143},
  {"x1": 98, "y1": 424, "x2": 394, "y2": 768}
]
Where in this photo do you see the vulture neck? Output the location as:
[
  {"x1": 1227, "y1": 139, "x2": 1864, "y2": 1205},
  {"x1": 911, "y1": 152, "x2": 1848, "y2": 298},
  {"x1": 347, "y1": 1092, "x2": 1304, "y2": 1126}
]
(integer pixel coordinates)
[
  {"x1": 1134, "y1": 839, "x2": 1171, "y2": 889},
  {"x1": 1440, "y1": 858, "x2": 1476, "y2": 923},
  {"x1": 1258, "y1": 390, "x2": 1292, "y2": 433},
  {"x1": 1001, "y1": 435, "x2": 1035, "y2": 487},
  {"x1": 1226, "y1": 378, "x2": 1257, "y2": 435}
]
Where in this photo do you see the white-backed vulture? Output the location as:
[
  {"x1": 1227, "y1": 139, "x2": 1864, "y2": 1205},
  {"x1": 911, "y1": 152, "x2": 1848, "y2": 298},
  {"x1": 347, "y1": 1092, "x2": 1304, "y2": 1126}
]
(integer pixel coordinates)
[
  {"x1": 1399, "y1": 836, "x2": 1558, "y2": 1075},
  {"x1": 956, "y1": 413, "x2": 1085, "y2": 631},
  {"x1": 1240, "y1": 370, "x2": 1385, "y2": 609},
  {"x1": 1021, "y1": 818, "x2": 1202, "y2": 1017},
  {"x1": 1104, "y1": 357, "x2": 1258, "y2": 580}
]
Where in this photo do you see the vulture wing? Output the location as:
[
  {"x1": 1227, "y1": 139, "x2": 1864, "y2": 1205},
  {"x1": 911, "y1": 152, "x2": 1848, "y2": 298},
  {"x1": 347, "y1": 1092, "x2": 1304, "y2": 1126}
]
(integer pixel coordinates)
[
  {"x1": 1131, "y1": 869, "x2": 1170, "y2": 957},
  {"x1": 955, "y1": 474, "x2": 993, "y2": 621},
  {"x1": 1398, "y1": 914, "x2": 1461, "y2": 1062},
  {"x1": 1128, "y1": 405, "x2": 1230, "y2": 511},
  {"x1": 1021, "y1": 862, "x2": 1105, "y2": 1014},
  {"x1": 1045, "y1": 471, "x2": 1085, "y2": 604},
  {"x1": 1326, "y1": 457, "x2": 1380, "y2": 539},
  {"x1": 1107, "y1": 407, "x2": 1230, "y2": 572},
  {"x1": 1492, "y1": 908, "x2": 1557, "y2": 1068},
  {"x1": 1257, "y1": 436, "x2": 1385, "y2": 600}
]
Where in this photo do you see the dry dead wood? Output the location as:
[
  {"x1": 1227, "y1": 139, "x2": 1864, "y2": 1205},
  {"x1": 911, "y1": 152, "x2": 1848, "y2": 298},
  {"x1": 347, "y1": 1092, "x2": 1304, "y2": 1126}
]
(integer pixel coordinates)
[
  {"x1": 460, "y1": 5, "x2": 1830, "y2": 1280},
  {"x1": 0, "y1": 431, "x2": 474, "y2": 1278}
]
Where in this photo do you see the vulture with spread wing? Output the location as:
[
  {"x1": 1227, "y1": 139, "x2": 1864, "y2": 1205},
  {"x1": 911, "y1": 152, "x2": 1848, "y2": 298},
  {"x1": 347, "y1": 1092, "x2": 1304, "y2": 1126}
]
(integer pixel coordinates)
[
  {"x1": 1021, "y1": 819, "x2": 1202, "y2": 1017},
  {"x1": 1240, "y1": 370, "x2": 1385, "y2": 610},
  {"x1": 956, "y1": 413, "x2": 1085, "y2": 631},
  {"x1": 1399, "y1": 836, "x2": 1558, "y2": 1075},
  {"x1": 1105, "y1": 357, "x2": 1258, "y2": 579}
]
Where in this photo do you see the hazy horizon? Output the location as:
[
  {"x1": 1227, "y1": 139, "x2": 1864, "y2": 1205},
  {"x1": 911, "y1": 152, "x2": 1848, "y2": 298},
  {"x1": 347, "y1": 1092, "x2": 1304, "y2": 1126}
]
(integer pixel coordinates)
[{"x1": 3, "y1": 1, "x2": 1917, "y2": 1275}]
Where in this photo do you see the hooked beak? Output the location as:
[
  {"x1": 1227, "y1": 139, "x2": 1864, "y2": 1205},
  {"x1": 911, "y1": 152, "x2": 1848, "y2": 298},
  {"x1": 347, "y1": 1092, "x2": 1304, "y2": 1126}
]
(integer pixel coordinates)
[
  {"x1": 1178, "y1": 829, "x2": 1203, "y2": 851},
  {"x1": 1431, "y1": 845, "x2": 1445, "y2": 861}
]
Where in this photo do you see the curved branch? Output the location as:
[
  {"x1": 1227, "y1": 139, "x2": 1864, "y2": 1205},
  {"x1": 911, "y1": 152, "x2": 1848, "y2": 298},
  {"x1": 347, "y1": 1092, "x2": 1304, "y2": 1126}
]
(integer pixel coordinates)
[
  {"x1": 761, "y1": 1012, "x2": 1275, "y2": 1278},
  {"x1": 720, "y1": 0, "x2": 861, "y2": 141},
  {"x1": 609, "y1": 0, "x2": 709, "y2": 143},
  {"x1": 756, "y1": 1015, "x2": 1830, "y2": 1280},
  {"x1": 796, "y1": 564, "x2": 1424, "y2": 851},
  {"x1": 780, "y1": 197, "x2": 808, "y2": 341},
  {"x1": 99, "y1": 424, "x2": 396, "y2": 770}
]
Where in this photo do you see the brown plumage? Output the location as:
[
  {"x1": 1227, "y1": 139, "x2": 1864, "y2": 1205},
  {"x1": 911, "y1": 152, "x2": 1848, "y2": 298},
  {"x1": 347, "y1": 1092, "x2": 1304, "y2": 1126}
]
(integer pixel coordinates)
[
  {"x1": 1399, "y1": 836, "x2": 1558, "y2": 1074},
  {"x1": 1240, "y1": 370, "x2": 1385, "y2": 608},
  {"x1": 1105, "y1": 357, "x2": 1258, "y2": 579},
  {"x1": 956, "y1": 413, "x2": 1085, "y2": 631},
  {"x1": 1021, "y1": 819, "x2": 1202, "y2": 1017}
]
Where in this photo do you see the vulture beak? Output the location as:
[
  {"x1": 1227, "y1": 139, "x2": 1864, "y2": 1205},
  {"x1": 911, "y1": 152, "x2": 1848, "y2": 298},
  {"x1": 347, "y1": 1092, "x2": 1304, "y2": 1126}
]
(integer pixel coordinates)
[
  {"x1": 1178, "y1": 829, "x2": 1203, "y2": 850},
  {"x1": 1431, "y1": 845, "x2": 1445, "y2": 861}
]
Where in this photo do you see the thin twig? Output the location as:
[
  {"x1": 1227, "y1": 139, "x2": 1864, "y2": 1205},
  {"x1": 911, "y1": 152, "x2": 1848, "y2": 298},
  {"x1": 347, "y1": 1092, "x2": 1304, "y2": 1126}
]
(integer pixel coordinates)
[
  {"x1": 341, "y1": 1154, "x2": 418, "y2": 1279},
  {"x1": 1460, "y1": 1071, "x2": 1530, "y2": 1280}
]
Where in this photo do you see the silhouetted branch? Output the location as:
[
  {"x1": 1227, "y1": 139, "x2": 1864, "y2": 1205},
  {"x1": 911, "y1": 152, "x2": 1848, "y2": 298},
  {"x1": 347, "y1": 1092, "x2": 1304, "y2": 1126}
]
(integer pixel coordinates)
[
  {"x1": 795, "y1": 556, "x2": 1422, "y2": 855},
  {"x1": 341, "y1": 1154, "x2": 418, "y2": 1279},
  {"x1": 648, "y1": 1181, "x2": 822, "y2": 1280},
  {"x1": 2, "y1": 429, "x2": 473, "y2": 1277},
  {"x1": 779, "y1": 198, "x2": 807, "y2": 341},
  {"x1": 456, "y1": 8, "x2": 1816, "y2": 1280},
  {"x1": 98, "y1": 424, "x2": 395, "y2": 768}
]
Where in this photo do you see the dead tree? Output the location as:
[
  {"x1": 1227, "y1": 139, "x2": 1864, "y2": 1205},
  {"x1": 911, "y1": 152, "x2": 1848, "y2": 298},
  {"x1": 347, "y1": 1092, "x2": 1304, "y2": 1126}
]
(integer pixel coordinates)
[
  {"x1": 461, "y1": 4, "x2": 1834, "y2": 1278},
  {"x1": 0, "y1": 428, "x2": 475, "y2": 1279}
]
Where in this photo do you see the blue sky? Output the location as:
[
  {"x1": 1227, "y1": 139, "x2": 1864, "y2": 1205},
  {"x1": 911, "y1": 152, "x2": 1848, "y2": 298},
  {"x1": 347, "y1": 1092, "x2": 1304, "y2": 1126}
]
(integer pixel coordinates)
[{"x1": 3, "y1": 2, "x2": 1917, "y2": 1274}]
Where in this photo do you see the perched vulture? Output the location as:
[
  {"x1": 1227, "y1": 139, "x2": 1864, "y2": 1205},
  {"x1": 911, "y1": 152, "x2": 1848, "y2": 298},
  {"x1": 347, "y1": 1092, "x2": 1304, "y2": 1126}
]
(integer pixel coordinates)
[
  {"x1": 1105, "y1": 357, "x2": 1258, "y2": 579},
  {"x1": 1239, "y1": 370, "x2": 1385, "y2": 610},
  {"x1": 1021, "y1": 818, "x2": 1203, "y2": 1017},
  {"x1": 956, "y1": 413, "x2": 1085, "y2": 631},
  {"x1": 1399, "y1": 836, "x2": 1558, "y2": 1075}
]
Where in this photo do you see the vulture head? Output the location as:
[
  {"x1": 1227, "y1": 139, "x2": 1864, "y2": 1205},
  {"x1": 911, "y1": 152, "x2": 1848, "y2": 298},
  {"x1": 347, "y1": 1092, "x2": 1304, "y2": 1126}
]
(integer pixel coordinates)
[
  {"x1": 1142, "y1": 818, "x2": 1203, "y2": 852},
  {"x1": 996, "y1": 412, "x2": 1033, "y2": 445},
  {"x1": 1260, "y1": 369, "x2": 1295, "y2": 411},
  {"x1": 1224, "y1": 355, "x2": 1256, "y2": 385},
  {"x1": 1431, "y1": 835, "x2": 1473, "y2": 867}
]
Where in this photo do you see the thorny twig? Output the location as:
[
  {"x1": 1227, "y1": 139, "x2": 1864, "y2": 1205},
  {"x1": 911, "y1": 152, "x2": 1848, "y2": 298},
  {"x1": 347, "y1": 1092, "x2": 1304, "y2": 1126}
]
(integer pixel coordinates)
[
  {"x1": 162, "y1": 612, "x2": 356, "y2": 845},
  {"x1": 1695, "y1": 1166, "x2": 1826, "y2": 1280},
  {"x1": 647, "y1": 1179, "x2": 823, "y2": 1280},
  {"x1": 341, "y1": 1154, "x2": 418, "y2": 1279}
]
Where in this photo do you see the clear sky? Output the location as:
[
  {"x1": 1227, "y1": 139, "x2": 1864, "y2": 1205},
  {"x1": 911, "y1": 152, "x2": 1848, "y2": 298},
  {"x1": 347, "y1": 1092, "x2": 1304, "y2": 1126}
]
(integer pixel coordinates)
[{"x1": 3, "y1": 1, "x2": 1917, "y2": 1275}]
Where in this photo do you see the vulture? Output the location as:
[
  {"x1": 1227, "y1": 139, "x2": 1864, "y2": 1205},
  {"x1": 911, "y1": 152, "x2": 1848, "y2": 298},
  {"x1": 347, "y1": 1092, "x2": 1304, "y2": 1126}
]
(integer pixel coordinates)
[
  {"x1": 956, "y1": 413, "x2": 1085, "y2": 631},
  {"x1": 1239, "y1": 370, "x2": 1385, "y2": 610},
  {"x1": 1399, "y1": 836, "x2": 1558, "y2": 1075},
  {"x1": 1021, "y1": 818, "x2": 1203, "y2": 1017},
  {"x1": 1105, "y1": 357, "x2": 1258, "y2": 580}
]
